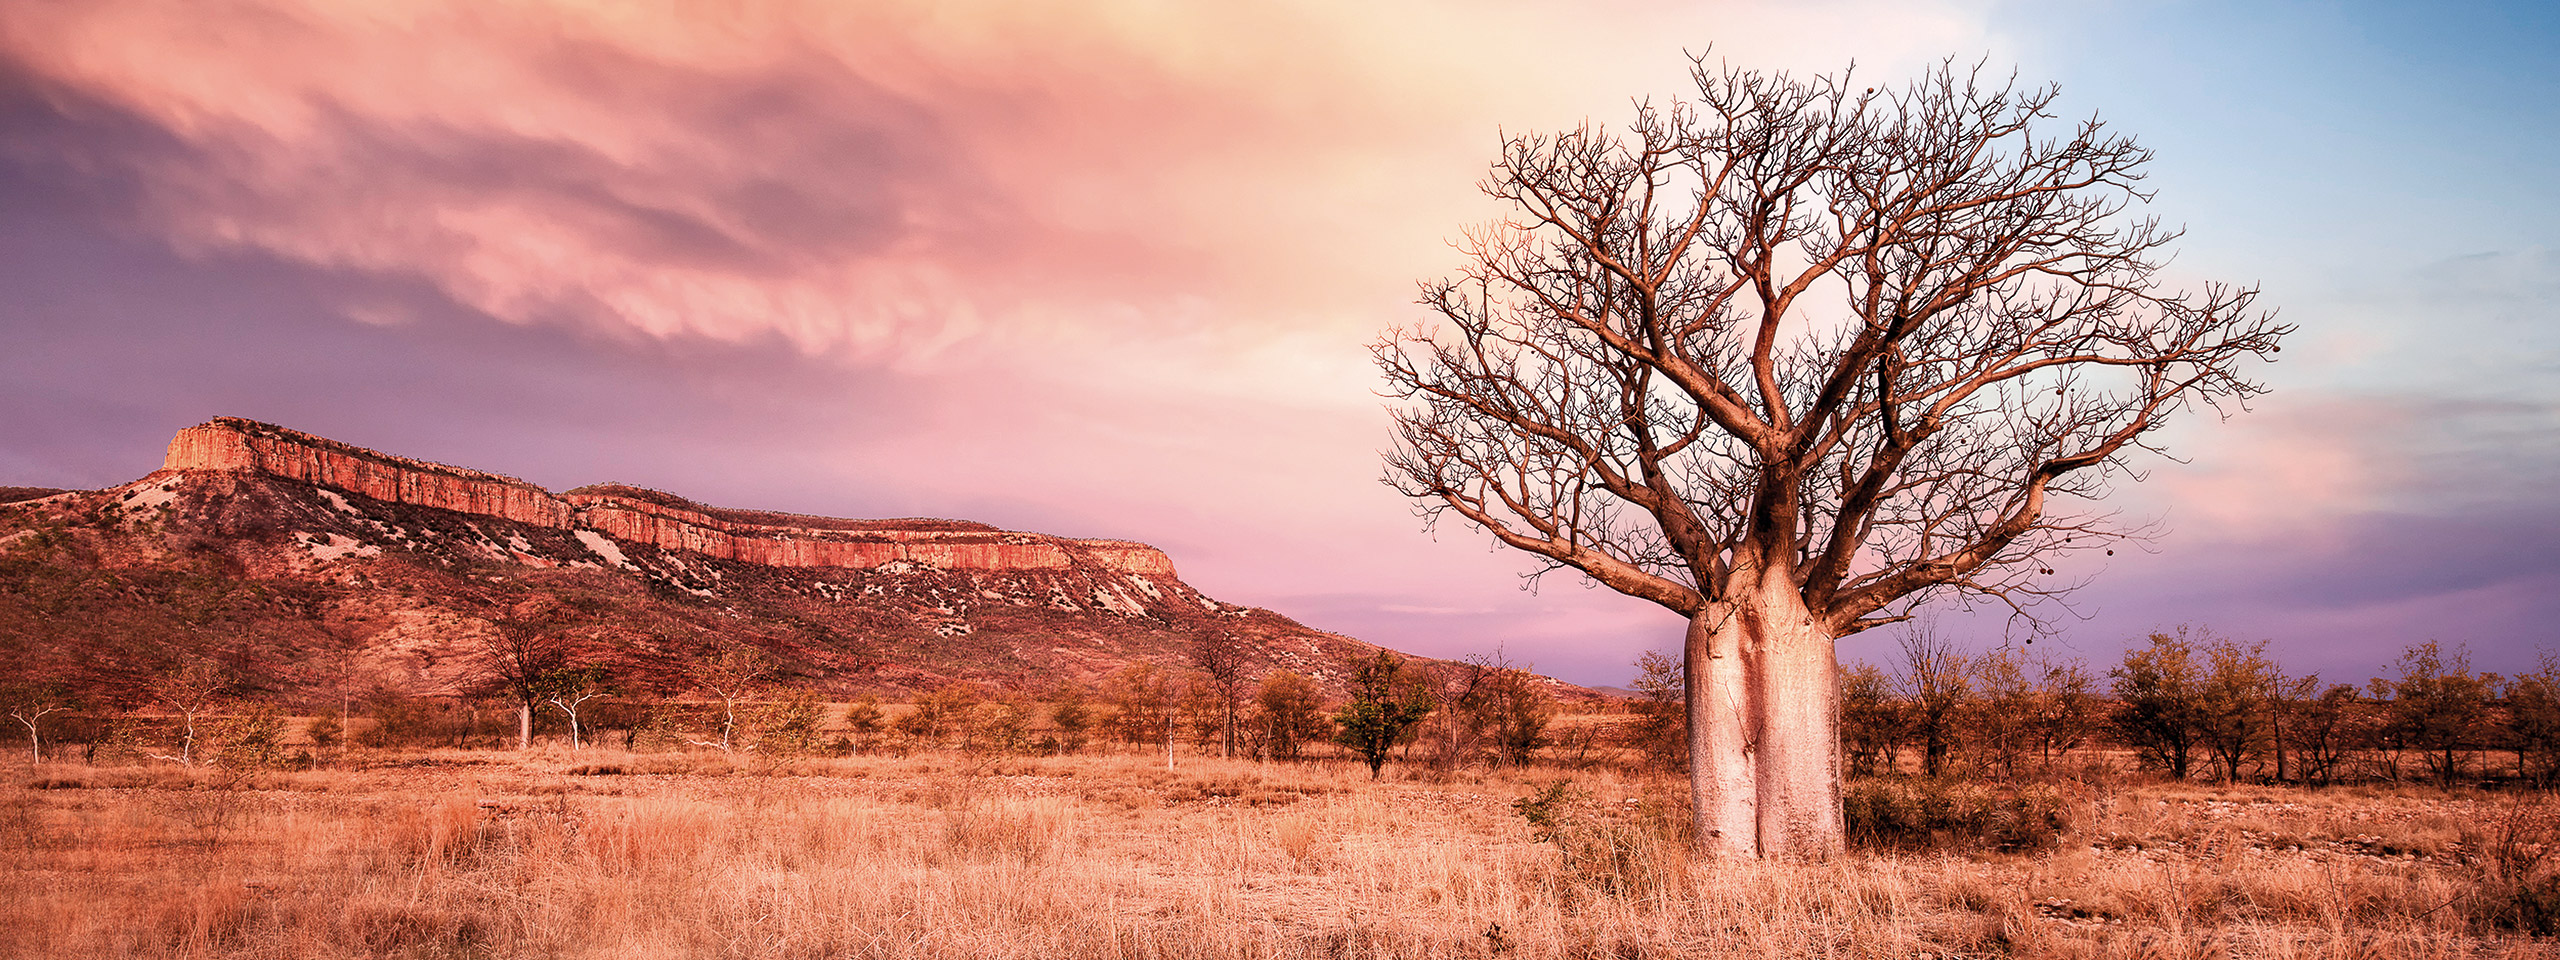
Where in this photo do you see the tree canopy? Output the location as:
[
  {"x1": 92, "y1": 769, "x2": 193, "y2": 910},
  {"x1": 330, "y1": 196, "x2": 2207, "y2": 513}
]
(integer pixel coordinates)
[{"x1": 1377, "y1": 58, "x2": 2287, "y2": 857}]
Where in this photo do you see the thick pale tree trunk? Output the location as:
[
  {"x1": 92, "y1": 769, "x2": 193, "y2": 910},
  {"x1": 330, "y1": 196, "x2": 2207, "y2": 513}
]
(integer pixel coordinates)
[
  {"x1": 1687, "y1": 567, "x2": 1846, "y2": 859},
  {"x1": 518, "y1": 703, "x2": 532, "y2": 750},
  {"x1": 1686, "y1": 606, "x2": 1756, "y2": 857},
  {"x1": 1745, "y1": 577, "x2": 1843, "y2": 859}
]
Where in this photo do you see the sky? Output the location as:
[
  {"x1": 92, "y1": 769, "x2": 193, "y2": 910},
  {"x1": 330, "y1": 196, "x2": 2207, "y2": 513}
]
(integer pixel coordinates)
[{"x1": 2, "y1": 0, "x2": 2554, "y2": 688}]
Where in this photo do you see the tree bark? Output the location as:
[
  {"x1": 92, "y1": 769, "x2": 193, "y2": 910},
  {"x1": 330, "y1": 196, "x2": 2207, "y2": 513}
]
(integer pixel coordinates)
[
  {"x1": 1747, "y1": 588, "x2": 1843, "y2": 860},
  {"x1": 1686, "y1": 607, "x2": 1756, "y2": 857},
  {"x1": 1687, "y1": 569, "x2": 1846, "y2": 859}
]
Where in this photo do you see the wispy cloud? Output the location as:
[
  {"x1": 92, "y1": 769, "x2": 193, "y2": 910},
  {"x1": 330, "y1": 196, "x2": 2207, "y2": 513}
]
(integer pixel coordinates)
[{"x1": 0, "y1": 0, "x2": 1994, "y2": 362}]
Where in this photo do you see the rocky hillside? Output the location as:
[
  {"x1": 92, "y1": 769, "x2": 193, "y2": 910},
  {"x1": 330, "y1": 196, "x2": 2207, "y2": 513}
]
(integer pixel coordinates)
[{"x1": 0, "y1": 417, "x2": 1484, "y2": 706}]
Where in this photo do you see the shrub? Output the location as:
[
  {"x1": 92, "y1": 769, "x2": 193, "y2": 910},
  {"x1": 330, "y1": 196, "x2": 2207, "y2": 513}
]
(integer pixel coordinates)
[
  {"x1": 749, "y1": 691, "x2": 827, "y2": 756},
  {"x1": 304, "y1": 715, "x2": 342, "y2": 749},
  {"x1": 1624, "y1": 651, "x2": 1685, "y2": 772},
  {"x1": 2460, "y1": 796, "x2": 2560, "y2": 936},
  {"x1": 1510, "y1": 780, "x2": 1678, "y2": 897},
  {"x1": 1843, "y1": 777, "x2": 2070, "y2": 854},
  {"x1": 209, "y1": 704, "x2": 287, "y2": 768},
  {"x1": 355, "y1": 692, "x2": 501, "y2": 749}
]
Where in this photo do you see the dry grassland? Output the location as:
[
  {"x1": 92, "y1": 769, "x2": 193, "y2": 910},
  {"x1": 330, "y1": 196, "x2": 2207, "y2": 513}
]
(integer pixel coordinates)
[{"x1": 4, "y1": 748, "x2": 2557, "y2": 959}]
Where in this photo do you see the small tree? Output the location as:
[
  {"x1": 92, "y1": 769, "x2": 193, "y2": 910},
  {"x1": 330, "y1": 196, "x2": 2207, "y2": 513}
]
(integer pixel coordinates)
[
  {"x1": 842, "y1": 696, "x2": 884, "y2": 757},
  {"x1": 2194, "y1": 635, "x2": 2277, "y2": 782},
  {"x1": 1416, "y1": 663, "x2": 1491, "y2": 768},
  {"x1": 1048, "y1": 684, "x2": 1095, "y2": 755},
  {"x1": 899, "y1": 683, "x2": 980, "y2": 749},
  {"x1": 2112, "y1": 629, "x2": 2206, "y2": 779},
  {"x1": 1837, "y1": 662, "x2": 1902, "y2": 777},
  {"x1": 1103, "y1": 665, "x2": 1172, "y2": 750},
  {"x1": 1416, "y1": 657, "x2": 1548, "y2": 768},
  {"x1": 2385, "y1": 641, "x2": 2493, "y2": 786},
  {"x1": 1251, "y1": 671, "x2": 1328, "y2": 761},
  {"x1": 541, "y1": 668, "x2": 609, "y2": 750},
  {"x1": 750, "y1": 688, "x2": 828, "y2": 756},
  {"x1": 2356, "y1": 677, "x2": 2412, "y2": 782},
  {"x1": 965, "y1": 691, "x2": 1034, "y2": 757},
  {"x1": 1333, "y1": 651, "x2": 1437, "y2": 778},
  {"x1": 1176, "y1": 678, "x2": 1224, "y2": 749},
  {"x1": 1898, "y1": 624, "x2": 1970, "y2": 778},
  {"x1": 689, "y1": 647, "x2": 768, "y2": 752},
  {"x1": 2263, "y1": 670, "x2": 2321, "y2": 783},
  {"x1": 2281, "y1": 683, "x2": 2359, "y2": 786},
  {"x1": 474, "y1": 596, "x2": 575, "y2": 750},
  {"x1": 1626, "y1": 651, "x2": 1687, "y2": 771},
  {"x1": 149, "y1": 658, "x2": 230, "y2": 766},
  {"x1": 209, "y1": 702, "x2": 287, "y2": 768},
  {"x1": 1191, "y1": 632, "x2": 1252, "y2": 758},
  {"x1": 0, "y1": 682, "x2": 73, "y2": 764},
  {"x1": 1967, "y1": 649, "x2": 2034, "y2": 780},
  {"x1": 2025, "y1": 656, "x2": 2104, "y2": 771},
  {"x1": 1470, "y1": 662, "x2": 1556, "y2": 766},
  {"x1": 2507, "y1": 656, "x2": 2560, "y2": 787}
]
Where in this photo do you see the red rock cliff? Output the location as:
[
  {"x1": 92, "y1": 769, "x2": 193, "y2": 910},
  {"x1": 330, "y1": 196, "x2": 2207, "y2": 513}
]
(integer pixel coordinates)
[
  {"x1": 165, "y1": 418, "x2": 573, "y2": 527},
  {"x1": 160, "y1": 418, "x2": 1180, "y2": 578}
]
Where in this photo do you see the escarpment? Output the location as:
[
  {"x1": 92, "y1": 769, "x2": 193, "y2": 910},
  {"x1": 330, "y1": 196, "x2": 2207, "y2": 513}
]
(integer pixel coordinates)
[
  {"x1": 5, "y1": 417, "x2": 1578, "y2": 702},
  {"x1": 166, "y1": 418, "x2": 573, "y2": 527},
  {"x1": 162, "y1": 417, "x2": 1181, "y2": 579}
]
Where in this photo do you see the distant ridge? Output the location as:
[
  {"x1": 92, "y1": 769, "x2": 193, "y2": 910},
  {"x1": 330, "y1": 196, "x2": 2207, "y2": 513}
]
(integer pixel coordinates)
[{"x1": 1, "y1": 417, "x2": 1575, "y2": 705}]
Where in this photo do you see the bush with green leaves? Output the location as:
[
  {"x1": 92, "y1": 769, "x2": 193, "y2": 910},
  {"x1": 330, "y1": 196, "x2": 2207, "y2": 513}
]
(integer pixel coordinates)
[{"x1": 1332, "y1": 651, "x2": 1435, "y2": 778}]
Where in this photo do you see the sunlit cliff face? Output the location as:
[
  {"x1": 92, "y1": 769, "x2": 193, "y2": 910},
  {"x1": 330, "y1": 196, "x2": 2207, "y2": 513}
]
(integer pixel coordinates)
[{"x1": 161, "y1": 416, "x2": 1186, "y2": 576}]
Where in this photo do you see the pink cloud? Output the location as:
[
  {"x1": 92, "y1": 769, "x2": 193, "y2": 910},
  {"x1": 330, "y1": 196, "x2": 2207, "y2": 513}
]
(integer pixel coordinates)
[
  {"x1": 2138, "y1": 396, "x2": 2407, "y2": 544},
  {"x1": 0, "y1": 0, "x2": 1999, "y2": 358},
  {"x1": 2, "y1": 1, "x2": 1464, "y2": 358}
]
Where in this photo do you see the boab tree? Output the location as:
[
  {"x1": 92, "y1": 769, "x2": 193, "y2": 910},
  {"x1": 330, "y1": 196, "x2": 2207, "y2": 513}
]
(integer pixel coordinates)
[
  {"x1": 1376, "y1": 59, "x2": 2286, "y2": 858},
  {"x1": 474, "y1": 595, "x2": 577, "y2": 750}
]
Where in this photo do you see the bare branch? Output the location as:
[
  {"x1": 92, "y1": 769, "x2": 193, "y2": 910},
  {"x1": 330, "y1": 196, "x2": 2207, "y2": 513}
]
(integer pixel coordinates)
[{"x1": 1378, "y1": 55, "x2": 2287, "y2": 634}]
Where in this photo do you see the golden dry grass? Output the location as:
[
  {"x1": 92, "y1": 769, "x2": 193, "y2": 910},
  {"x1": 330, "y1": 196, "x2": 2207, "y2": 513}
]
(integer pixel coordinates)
[{"x1": 3, "y1": 748, "x2": 2555, "y2": 959}]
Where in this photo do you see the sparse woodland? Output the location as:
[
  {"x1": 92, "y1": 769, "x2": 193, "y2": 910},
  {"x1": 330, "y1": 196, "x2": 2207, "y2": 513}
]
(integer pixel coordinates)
[{"x1": 7, "y1": 629, "x2": 2560, "y2": 958}]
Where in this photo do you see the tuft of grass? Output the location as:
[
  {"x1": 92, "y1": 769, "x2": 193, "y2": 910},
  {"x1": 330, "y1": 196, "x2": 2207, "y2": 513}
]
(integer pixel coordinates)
[
  {"x1": 1510, "y1": 779, "x2": 1681, "y2": 898},
  {"x1": 1272, "y1": 812, "x2": 1323, "y2": 865},
  {"x1": 940, "y1": 794, "x2": 1077, "y2": 863},
  {"x1": 2458, "y1": 795, "x2": 2560, "y2": 936}
]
